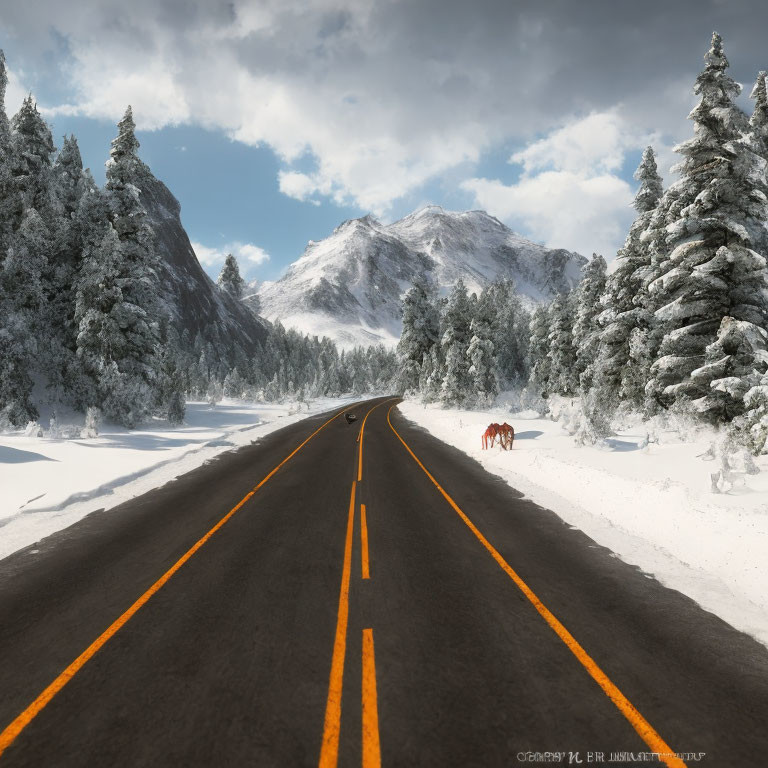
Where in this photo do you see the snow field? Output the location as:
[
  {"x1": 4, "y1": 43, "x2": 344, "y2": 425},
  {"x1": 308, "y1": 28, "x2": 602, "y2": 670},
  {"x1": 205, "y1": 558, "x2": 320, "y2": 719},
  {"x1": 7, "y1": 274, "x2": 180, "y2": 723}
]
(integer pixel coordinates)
[
  {"x1": 0, "y1": 397, "x2": 354, "y2": 562},
  {"x1": 398, "y1": 399, "x2": 768, "y2": 646}
]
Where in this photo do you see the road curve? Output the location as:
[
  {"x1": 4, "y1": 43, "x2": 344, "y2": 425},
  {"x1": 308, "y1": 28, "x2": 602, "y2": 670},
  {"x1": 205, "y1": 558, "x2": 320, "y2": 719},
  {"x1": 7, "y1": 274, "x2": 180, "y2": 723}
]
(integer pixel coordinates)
[{"x1": 0, "y1": 396, "x2": 766, "y2": 767}]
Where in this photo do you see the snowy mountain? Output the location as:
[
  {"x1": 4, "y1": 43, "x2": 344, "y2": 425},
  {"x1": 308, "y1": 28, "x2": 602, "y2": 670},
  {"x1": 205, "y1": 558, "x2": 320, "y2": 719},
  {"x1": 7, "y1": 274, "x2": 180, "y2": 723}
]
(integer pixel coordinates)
[
  {"x1": 136, "y1": 166, "x2": 268, "y2": 353},
  {"x1": 257, "y1": 206, "x2": 585, "y2": 348}
]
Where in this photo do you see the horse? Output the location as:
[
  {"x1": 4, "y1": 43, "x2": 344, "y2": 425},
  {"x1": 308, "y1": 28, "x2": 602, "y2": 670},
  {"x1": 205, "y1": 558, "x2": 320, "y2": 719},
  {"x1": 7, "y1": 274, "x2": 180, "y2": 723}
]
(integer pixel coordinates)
[{"x1": 482, "y1": 422, "x2": 514, "y2": 450}]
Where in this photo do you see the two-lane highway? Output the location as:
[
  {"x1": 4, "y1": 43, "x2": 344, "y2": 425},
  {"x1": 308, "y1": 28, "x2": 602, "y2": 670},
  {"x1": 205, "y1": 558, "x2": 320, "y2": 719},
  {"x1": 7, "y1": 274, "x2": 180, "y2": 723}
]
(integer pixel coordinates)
[{"x1": 0, "y1": 397, "x2": 767, "y2": 766}]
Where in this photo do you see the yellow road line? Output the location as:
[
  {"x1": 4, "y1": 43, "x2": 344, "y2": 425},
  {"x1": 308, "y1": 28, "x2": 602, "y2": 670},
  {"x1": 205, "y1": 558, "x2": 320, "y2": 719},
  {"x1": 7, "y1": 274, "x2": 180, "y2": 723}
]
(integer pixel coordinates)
[
  {"x1": 360, "y1": 504, "x2": 370, "y2": 580},
  {"x1": 357, "y1": 398, "x2": 396, "y2": 482},
  {"x1": 386, "y1": 405, "x2": 687, "y2": 768},
  {"x1": 318, "y1": 481, "x2": 356, "y2": 768},
  {"x1": 362, "y1": 628, "x2": 382, "y2": 768},
  {"x1": 0, "y1": 404, "x2": 354, "y2": 760}
]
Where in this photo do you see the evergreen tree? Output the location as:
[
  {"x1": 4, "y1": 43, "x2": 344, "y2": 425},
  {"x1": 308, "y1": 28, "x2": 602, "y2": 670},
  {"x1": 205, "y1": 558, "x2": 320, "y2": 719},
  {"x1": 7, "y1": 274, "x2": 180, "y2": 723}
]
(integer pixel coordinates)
[
  {"x1": 467, "y1": 314, "x2": 498, "y2": 405},
  {"x1": 419, "y1": 345, "x2": 443, "y2": 403},
  {"x1": 526, "y1": 304, "x2": 553, "y2": 402},
  {"x1": 11, "y1": 95, "x2": 56, "y2": 226},
  {"x1": 749, "y1": 71, "x2": 768, "y2": 161},
  {"x1": 0, "y1": 51, "x2": 17, "y2": 249},
  {"x1": 103, "y1": 106, "x2": 164, "y2": 424},
  {"x1": 74, "y1": 225, "x2": 130, "y2": 419},
  {"x1": 748, "y1": 70, "x2": 768, "y2": 250},
  {"x1": 223, "y1": 366, "x2": 245, "y2": 398},
  {"x1": 480, "y1": 279, "x2": 530, "y2": 389},
  {"x1": 572, "y1": 254, "x2": 607, "y2": 392},
  {"x1": 155, "y1": 322, "x2": 186, "y2": 423},
  {"x1": 594, "y1": 148, "x2": 663, "y2": 411},
  {"x1": 0, "y1": 209, "x2": 50, "y2": 423},
  {"x1": 46, "y1": 136, "x2": 91, "y2": 403},
  {"x1": 218, "y1": 253, "x2": 245, "y2": 299},
  {"x1": 734, "y1": 374, "x2": 768, "y2": 454},
  {"x1": 547, "y1": 293, "x2": 578, "y2": 396},
  {"x1": 396, "y1": 273, "x2": 439, "y2": 393},
  {"x1": 646, "y1": 33, "x2": 768, "y2": 417},
  {"x1": 439, "y1": 279, "x2": 473, "y2": 406}
]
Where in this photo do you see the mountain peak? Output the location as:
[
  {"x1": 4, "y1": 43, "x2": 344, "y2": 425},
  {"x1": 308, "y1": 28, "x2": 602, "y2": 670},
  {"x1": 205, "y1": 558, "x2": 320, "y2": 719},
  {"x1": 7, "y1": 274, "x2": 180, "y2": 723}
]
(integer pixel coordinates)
[
  {"x1": 414, "y1": 204, "x2": 446, "y2": 216},
  {"x1": 334, "y1": 213, "x2": 381, "y2": 234},
  {"x1": 257, "y1": 206, "x2": 585, "y2": 349}
]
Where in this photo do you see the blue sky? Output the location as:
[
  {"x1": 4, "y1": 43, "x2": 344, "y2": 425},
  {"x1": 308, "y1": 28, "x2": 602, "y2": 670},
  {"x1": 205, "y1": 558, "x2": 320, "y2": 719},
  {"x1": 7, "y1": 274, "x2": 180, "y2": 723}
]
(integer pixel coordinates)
[{"x1": 2, "y1": 1, "x2": 767, "y2": 283}]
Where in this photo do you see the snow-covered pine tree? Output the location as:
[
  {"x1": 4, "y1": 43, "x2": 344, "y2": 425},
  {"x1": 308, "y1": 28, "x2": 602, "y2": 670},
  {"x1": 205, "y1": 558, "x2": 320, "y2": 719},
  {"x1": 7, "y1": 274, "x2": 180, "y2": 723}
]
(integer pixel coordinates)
[
  {"x1": 439, "y1": 279, "x2": 473, "y2": 407},
  {"x1": 0, "y1": 51, "x2": 17, "y2": 249},
  {"x1": 646, "y1": 33, "x2": 768, "y2": 419},
  {"x1": 0, "y1": 52, "x2": 21, "y2": 424},
  {"x1": 467, "y1": 315, "x2": 498, "y2": 406},
  {"x1": 396, "y1": 273, "x2": 439, "y2": 394},
  {"x1": 0, "y1": 208, "x2": 50, "y2": 423},
  {"x1": 103, "y1": 106, "x2": 164, "y2": 425},
  {"x1": 525, "y1": 304, "x2": 553, "y2": 403},
  {"x1": 547, "y1": 292, "x2": 578, "y2": 396},
  {"x1": 734, "y1": 371, "x2": 768, "y2": 454},
  {"x1": 690, "y1": 317, "x2": 768, "y2": 421},
  {"x1": 593, "y1": 148, "x2": 663, "y2": 412},
  {"x1": 155, "y1": 321, "x2": 186, "y2": 423},
  {"x1": 223, "y1": 366, "x2": 245, "y2": 398},
  {"x1": 481, "y1": 279, "x2": 530, "y2": 389},
  {"x1": 74, "y1": 224, "x2": 129, "y2": 417},
  {"x1": 419, "y1": 344, "x2": 442, "y2": 403},
  {"x1": 749, "y1": 71, "x2": 768, "y2": 163},
  {"x1": 218, "y1": 253, "x2": 246, "y2": 299},
  {"x1": 572, "y1": 254, "x2": 607, "y2": 393},
  {"x1": 46, "y1": 136, "x2": 92, "y2": 404},
  {"x1": 11, "y1": 95, "x2": 56, "y2": 227},
  {"x1": 748, "y1": 70, "x2": 768, "y2": 251}
]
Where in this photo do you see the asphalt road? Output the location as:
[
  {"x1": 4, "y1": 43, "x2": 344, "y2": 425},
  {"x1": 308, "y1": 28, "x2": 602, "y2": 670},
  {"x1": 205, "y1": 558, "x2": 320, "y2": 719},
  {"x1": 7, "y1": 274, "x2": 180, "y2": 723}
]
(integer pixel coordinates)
[{"x1": 0, "y1": 396, "x2": 767, "y2": 767}]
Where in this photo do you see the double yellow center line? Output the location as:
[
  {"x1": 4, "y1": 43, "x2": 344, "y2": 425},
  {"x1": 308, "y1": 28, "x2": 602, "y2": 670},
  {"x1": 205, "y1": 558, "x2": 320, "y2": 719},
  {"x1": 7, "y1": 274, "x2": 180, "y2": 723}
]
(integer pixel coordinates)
[{"x1": 319, "y1": 398, "x2": 393, "y2": 768}]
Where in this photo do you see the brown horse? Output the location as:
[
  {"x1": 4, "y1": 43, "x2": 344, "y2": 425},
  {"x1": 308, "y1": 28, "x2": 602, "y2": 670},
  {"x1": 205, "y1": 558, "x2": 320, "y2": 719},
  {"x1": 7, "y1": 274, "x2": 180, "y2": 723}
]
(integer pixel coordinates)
[{"x1": 482, "y1": 422, "x2": 514, "y2": 450}]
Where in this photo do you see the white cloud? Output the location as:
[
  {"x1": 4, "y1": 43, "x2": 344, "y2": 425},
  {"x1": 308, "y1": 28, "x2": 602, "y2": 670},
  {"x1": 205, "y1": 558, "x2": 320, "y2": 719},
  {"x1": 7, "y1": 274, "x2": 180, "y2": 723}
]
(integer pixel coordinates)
[
  {"x1": 191, "y1": 240, "x2": 270, "y2": 274},
  {"x1": 2, "y1": 0, "x2": 741, "y2": 217},
  {"x1": 463, "y1": 112, "x2": 640, "y2": 258},
  {"x1": 463, "y1": 172, "x2": 633, "y2": 259},
  {"x1": 236, "y1": 243, "x2": 270, "y2": 265},
  {"x1": 511, "y1": 112, "x2": 632, "y2": 175},
  {"x1": 0, "y1": 0, "x2": 705, "y2": 215}
]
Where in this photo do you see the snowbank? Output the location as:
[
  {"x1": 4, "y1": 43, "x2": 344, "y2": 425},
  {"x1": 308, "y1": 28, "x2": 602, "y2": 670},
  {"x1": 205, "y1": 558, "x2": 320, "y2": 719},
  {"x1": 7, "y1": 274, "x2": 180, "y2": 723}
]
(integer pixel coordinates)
[
  {"x1": 398, "y1": 398, "x2": 768, "y2": 646},
  {"x1": 0, "y1": 398, "x2": 353, "y2": 561}
]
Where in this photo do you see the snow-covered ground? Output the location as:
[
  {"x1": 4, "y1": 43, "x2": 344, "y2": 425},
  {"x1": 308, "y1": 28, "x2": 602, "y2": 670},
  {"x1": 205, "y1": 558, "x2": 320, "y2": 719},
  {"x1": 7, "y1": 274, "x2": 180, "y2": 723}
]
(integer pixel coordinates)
[
  {"x1": 0, "y1": 397, "x2": 353, "y2": 562},
  {"x1": 399, "y1": 398, "x2": 768, "y2": 646}
]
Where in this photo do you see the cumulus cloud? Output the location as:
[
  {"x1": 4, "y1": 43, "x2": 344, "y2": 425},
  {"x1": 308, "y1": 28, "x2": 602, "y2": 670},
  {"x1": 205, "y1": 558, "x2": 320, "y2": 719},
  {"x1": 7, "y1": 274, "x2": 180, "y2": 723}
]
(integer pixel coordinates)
[
  {"x1": 463, "y1": 172, "x2": 633, "y2": 259},
  {"x1": 463, "y1": 112, "x2": 640, "y2": 258},
  {"x1": 191, "y1": 240, "x2": 270, "y2": 276},
  {"x1": 510, "y1": 112, "x2": 634, "y2": 175},
  {"x1": 1, "y1": 0, "x2": 765, "y2": 218}
]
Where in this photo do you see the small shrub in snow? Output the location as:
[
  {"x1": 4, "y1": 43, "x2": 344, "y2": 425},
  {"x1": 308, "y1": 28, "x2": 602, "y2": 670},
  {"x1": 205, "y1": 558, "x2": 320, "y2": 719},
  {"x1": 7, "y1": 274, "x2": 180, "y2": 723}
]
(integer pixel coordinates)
[
  {"x1": 548, "y1": 395, "x2": 583, "y2": 435},
  {"x1": 206, "y1": 380, "x2": 223, "y2": 406},
  {"x1": 80, "y1": 407, "x2": 101, "y2": 438},
  {"x1": 574, "y1": 392, "x2": 613, "y2": 446},
  {"x1": 24, "y1": 421, "x2": 43, "y2": 437},
  {"x1": 707, "y1": 433, "x2": 760, "y2": 493},
  {"x1": 46, "y1": 415, "x2": 81, "y2": 440},
  {"x1": 47, "y1": 414, "x2": 60, "y2": 439}
]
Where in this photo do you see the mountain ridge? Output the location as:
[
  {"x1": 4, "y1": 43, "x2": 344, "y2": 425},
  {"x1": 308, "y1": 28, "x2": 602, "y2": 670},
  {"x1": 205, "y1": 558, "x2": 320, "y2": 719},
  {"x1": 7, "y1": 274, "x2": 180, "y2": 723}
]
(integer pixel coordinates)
[
  {"x1": 255, "y1": 206, "x2": 586, "y2": 348},
  {"x1": 136, "y1": 165, "x2": 269, "y2": 355}
]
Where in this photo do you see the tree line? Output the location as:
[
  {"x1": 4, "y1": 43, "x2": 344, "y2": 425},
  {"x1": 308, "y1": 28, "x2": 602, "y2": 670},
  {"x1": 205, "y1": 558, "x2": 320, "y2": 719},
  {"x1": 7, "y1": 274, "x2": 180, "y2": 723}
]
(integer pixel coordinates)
[
  {"x1": 397, "y1": 32, "x2": 768, "y2": 455},
  {"x1": 0, "y1": 50, "x2": 396, "y2": 431}
]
